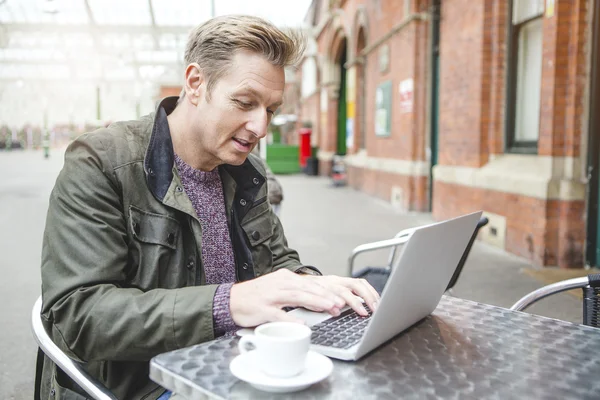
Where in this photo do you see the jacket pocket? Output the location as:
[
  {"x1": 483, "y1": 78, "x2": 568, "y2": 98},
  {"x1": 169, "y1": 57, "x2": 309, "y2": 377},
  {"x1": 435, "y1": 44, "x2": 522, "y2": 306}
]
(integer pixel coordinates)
[
  {"x1": 243, "y1": 198, "x2": 269, "y2": 223},
  {"x1": 242, "y1": 209, "x2": 273, "y2": 246},
  {"x1": 129, "y1": 205, "x2": 180, "y2": 249},
  {"x1": 128, "y1": 205, "x2": 181, "y2": 288}
]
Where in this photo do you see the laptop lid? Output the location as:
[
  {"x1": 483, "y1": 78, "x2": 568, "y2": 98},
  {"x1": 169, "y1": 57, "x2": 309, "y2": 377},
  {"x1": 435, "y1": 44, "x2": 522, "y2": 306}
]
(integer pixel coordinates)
[{"x1": 354, "y1": 211, "x2": 483, "y2": 359}]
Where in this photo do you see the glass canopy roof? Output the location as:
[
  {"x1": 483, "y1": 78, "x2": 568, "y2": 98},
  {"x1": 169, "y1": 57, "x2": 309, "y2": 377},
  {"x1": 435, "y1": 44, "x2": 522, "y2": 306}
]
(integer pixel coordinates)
[
  {"x1": 0, "y1": 0, "x2": 310, "y2": 83},
  {"x1": 0, "y1": 0, "x2": 311, "y2": 126}
]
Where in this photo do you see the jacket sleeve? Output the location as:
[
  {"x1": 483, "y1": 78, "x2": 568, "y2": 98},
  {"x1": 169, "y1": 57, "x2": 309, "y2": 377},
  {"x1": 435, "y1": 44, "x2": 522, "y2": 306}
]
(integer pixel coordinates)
[
  {"x1": 264, "y1": 164, "x2": 283, "y2": 204},
  {"x1": 41, "y1": 134, "x2": 217, "y2": 363}
]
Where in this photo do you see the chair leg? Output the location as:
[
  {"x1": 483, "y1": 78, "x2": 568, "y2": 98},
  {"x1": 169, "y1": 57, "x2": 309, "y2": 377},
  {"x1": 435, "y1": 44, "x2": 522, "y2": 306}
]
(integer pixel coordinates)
[{"x1": 34, "y1": 348, "x2": 44, "y2": 400}]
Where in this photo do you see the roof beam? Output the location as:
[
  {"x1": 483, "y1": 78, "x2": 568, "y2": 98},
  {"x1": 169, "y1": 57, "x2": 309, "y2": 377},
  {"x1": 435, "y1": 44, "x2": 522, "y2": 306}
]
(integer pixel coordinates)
[
  {"x1": 147, "y1": 0, "x2": 160, "y2": 50},
  {"x1": 0, "y1": 75, "x2": 180, "y2": 84},
  {"x1": 2, "y1": 23, "x2": 193, "y2": 35},
  {"x1": 0, "y1": 58, "x2": 181, "y2": 68},
  {"x1": 83, "y1": 0, "x2": 106, "y2": 81}
]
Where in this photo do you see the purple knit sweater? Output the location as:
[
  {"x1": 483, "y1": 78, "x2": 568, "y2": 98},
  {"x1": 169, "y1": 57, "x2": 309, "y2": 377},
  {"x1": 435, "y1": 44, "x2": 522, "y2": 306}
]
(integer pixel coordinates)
[{"x1": 175, "y1": 154, "x2": 238, "y2": 337}]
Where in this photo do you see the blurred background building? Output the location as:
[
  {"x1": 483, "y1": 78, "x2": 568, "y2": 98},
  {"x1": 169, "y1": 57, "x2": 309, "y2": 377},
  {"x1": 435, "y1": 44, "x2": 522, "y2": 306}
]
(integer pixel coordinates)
[
  {"x1": 0, "y1": 0, "x2": 309, "y2": 146},
  {"x1": 295, "y1": 0, "x2": 600, "y2": 269},
  {"x1": 1, "y1": 0, "x2": 600, "y2": 270}
]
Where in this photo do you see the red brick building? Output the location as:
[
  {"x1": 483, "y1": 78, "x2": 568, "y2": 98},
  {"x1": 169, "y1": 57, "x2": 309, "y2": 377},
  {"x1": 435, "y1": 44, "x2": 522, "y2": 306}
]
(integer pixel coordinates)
[{"x1": 299, "y1": 0, "x2": 600, "y2": 268}]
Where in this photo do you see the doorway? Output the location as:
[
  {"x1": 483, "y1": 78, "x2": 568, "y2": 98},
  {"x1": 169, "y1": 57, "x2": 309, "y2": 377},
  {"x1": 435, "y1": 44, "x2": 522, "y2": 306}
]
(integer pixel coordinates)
[
  {"x1": 336, "y1": 41, "x2": 348, "y2": 155},
  {"x1": 586, "y1": 1, "x2": 600, "y2": 266},
  {"x1": 428, "y1": 0, "x2": 441, "y2": 210}
]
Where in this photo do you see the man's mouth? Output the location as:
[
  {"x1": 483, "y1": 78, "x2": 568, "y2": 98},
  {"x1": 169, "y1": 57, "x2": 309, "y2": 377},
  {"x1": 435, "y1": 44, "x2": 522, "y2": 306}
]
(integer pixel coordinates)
[{"x1": 232, "y1": 137, "x2": 254, "y2": 151}]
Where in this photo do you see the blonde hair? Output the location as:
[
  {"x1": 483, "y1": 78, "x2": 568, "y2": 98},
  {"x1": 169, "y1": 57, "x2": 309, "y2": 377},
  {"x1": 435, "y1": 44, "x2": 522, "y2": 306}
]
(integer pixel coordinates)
[{"x1": 182, "y1": 15, "x2": 305, "y2": 100}]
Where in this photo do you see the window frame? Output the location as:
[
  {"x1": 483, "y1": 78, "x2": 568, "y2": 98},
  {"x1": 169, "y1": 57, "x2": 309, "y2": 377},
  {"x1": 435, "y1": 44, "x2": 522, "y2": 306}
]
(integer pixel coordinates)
[{"x1": 505, "y1": 1, "x2": 544, "y2": 154}]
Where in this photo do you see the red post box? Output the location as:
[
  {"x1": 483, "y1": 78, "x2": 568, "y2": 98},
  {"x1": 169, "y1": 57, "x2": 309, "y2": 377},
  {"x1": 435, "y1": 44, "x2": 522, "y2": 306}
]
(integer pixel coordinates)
[{"x1": 298, "y1": 127, "x2": 312, "y2": 169}]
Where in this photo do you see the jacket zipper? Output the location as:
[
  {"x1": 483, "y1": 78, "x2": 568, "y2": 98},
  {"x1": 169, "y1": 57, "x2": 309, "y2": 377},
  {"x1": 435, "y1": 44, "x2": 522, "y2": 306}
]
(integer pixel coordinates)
[
  {"x1": 230, "y1": 208, "x2": 240, "y2": 282},
  {"x1": 253, "y1": 196, "x2": 267, "y2": 207},
  {"x1": 186, "y1": 216, "x2": 202, "y2": 285}
]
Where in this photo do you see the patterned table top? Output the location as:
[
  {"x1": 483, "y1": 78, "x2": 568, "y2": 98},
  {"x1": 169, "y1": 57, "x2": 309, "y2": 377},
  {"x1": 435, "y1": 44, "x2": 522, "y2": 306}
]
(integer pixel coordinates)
[{"x1": 150, "y1": 296, "x2": 600, "y2": 400}]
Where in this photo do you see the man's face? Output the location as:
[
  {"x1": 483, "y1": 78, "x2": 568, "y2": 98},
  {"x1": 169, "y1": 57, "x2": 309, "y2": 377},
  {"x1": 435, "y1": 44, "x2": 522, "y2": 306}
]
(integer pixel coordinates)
[{"x1": 192, "y1": 51, "x2": 284, "y2": 167}]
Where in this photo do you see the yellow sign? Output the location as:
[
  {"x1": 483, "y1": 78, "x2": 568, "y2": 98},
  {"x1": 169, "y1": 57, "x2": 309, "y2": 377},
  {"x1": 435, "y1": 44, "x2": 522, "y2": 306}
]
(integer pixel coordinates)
[
  {"x1": 347, "y1": 102, "x2": 355, "y2": 118},
  {"x1": 346, "y1": 66, "x2": 356, "y2": 119},
  {"x1": 545, "y1": 0, "x2": 555, "y2": 18}
]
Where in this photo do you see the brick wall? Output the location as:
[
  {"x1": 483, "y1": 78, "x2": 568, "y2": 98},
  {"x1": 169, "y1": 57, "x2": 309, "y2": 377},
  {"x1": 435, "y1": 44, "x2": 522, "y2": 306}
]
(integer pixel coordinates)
[
  {"x1": 539, "y1": 0, "x2": 588, "y2": 157},
  {"x1": 301, "y1": 92, "x2": 320, "y2": 146},
  {"x1": 434, "y1": 181, "x2": 585, "y2": 268},
  {"x1": 438, "y1": 0, "x2": 486, "y2": 167},
  {"x1": 159, "y1": 86, "x2": 181, "y2": 99},
  {"x1": 432, "y1": 0, "x2": 591, "y2": 267},
  {"x1": 487, "y1": 0, "x2": 508, "y2": 155},
  {"x1": 305, "y1": 0, "x2": 592, "y2": 267},
  {"x1": 311, "y1": 0, "x2": 429, "y2": 209},
  {"x1": 349, "y1": 166, "x2": 428, "y2": 211}
]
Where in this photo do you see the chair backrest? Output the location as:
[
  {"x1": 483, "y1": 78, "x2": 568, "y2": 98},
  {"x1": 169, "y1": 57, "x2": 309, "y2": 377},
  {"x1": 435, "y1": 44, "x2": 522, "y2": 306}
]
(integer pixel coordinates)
[
  {"x1": 583, "y1": 274, "x2": 600, "y2": 327},
  {"x1": 445, "y1": 216, "x2": 489, "y2": 291},
  {"x1": 510, "y1": 275, "x2": 600, "y2": 328},
  {"x1": 31, "y1": 296, "x2": 118, "y2": 400},
  {"x1": 385, "y1": 229, "x2": 415, "y2": 269}
]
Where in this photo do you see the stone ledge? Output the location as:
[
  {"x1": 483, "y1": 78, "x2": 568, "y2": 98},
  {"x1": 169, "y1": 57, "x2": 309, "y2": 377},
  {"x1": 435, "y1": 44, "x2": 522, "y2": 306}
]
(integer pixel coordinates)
[
  {"x1": 317, "y1": 151, "x2": 429, "y2": 177},
  {"x1": 433, "y1": 155, "x2": 586, "y2": 201}
]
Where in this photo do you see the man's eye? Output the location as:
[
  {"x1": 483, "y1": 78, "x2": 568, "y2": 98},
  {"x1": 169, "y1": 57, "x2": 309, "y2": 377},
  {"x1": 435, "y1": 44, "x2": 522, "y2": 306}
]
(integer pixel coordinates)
[
  {"x1": 235, "y1": 100, "x2": 252, "y2": 108},
  {"x1": 267, "y1": 109, "x2": 275, "y2": 116}
]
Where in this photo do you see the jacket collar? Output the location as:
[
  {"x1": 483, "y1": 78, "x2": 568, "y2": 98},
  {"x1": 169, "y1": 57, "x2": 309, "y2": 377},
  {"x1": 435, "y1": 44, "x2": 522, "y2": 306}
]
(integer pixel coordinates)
[{"x1": 144, "y1": 96, "x2": 265, "y2": 204}]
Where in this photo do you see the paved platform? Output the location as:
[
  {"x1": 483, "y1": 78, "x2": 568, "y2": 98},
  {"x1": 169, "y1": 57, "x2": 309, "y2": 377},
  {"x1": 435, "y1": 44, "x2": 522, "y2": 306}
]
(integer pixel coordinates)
[{"x1": 277, "y1": 174, "x2": 587, "y2": 324}]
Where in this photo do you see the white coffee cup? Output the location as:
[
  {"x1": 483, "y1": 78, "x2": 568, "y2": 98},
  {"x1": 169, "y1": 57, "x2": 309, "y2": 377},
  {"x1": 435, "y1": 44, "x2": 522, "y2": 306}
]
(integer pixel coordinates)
[{"x1": 238, "y1": 321, "x2": 311, "y2": 378}]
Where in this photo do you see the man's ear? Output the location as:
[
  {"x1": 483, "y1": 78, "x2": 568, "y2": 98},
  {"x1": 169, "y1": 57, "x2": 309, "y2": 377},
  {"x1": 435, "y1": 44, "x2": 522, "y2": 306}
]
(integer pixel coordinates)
[{"x1": 184, "y1": 63, "x2": 205, "y2": 106}]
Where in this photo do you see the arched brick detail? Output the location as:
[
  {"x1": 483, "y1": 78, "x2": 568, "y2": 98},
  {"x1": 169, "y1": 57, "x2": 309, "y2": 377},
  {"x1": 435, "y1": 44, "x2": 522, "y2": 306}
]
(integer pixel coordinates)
[
  {"x1": 350, "y1": 6, "x2": 369, "y2": 60},
  {"x1": 349, "y1": 6, "x2": 369, "y2": 153}
]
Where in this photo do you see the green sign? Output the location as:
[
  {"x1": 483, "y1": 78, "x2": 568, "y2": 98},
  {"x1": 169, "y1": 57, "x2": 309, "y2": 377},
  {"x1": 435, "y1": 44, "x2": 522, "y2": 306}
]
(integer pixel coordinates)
[{"x1": 375, "y1": 80, "x2": 392, "y2": 137}]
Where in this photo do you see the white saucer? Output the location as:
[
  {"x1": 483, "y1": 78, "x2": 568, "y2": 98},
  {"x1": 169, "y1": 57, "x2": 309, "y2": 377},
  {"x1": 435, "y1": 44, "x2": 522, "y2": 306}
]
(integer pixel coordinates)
[{"x1": 229, "y1": 350, "x2": 333, "y2": 393}]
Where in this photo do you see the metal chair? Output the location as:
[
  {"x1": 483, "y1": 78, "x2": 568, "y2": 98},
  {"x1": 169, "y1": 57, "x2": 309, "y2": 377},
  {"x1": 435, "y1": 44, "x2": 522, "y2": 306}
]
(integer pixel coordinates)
[
  {"x1": 510, "y1": 274, "x2": 600, "y2": 327},
  {"x1": 349, "y1": 216, "x2": 489, "y2": 295},
  {"x1": 31, "y1": 296, "x2": 117, "y2": 400}
]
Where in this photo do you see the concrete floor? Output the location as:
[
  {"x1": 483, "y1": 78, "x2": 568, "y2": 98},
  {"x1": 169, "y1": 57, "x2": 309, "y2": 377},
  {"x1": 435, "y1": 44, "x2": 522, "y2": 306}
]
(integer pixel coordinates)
[
  {"x1": 0, "y1": 149, "x2": 63, "y2": 400},
  {"x1": 0, "y1": 149, "x2": 584, "y2": 399}
]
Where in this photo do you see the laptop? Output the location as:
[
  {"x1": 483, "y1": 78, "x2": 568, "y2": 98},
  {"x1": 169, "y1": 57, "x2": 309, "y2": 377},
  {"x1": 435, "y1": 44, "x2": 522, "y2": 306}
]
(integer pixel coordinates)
[{"x1": 288, "y1": 211, "x2": 483, "y2": 361}]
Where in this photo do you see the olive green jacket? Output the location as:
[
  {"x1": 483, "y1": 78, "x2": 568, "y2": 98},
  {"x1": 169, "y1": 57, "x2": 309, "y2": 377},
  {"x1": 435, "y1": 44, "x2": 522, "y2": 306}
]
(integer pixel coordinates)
[{"x1": 39, "y1": 97, "x2": 316, "y2": 399}]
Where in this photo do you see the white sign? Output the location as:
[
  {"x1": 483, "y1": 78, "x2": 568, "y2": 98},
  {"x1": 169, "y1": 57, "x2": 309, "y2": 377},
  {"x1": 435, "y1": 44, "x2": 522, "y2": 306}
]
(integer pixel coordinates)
[
  {"x1": 320, "y1": 88, "x2": 328, "y2": 112},
  {"x1": 398, "y1": 78, "x2": 414, "y2": 113}
]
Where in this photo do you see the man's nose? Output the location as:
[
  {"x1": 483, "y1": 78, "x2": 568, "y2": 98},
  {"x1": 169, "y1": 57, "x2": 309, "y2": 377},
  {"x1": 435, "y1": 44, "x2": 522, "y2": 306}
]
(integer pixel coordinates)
[{"x1": 246, "y1": 109, "x2": 269, "y2": 139}]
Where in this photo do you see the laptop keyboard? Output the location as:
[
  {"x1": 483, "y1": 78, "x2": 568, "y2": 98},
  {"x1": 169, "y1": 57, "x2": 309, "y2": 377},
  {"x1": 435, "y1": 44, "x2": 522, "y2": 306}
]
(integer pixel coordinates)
[{"x1": 310, "y1": 307, "x2": 373, "y2": 349}]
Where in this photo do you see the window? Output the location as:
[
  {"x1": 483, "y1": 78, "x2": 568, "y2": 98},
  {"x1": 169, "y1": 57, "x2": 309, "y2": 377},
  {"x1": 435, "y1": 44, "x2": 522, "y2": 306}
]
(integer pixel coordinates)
[
  {"x1": 301, "y1": 58, "x2": 318, "y2": 99},
  {"x1": 506, "y1": 0, "x2": 544, "y2": 152}
]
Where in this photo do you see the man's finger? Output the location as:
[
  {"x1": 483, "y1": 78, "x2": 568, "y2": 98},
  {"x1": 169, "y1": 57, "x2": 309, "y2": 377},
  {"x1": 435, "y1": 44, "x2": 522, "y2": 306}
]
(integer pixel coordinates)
[
  {"x1": 342, "y1": 278, "x2": 378, "y2": 311},
  {"x1": 356, "y1": 278, "x2": 380, "y2": 312},
  {"x1": 269, "y1": 308, "x2": 305, "y2": 324},
  {"x1": 276, "y1": 289, "x2": 339, "y2": 313},
  {"x1": 337, "y1": 289, "x2": 368, "y2": 316}
]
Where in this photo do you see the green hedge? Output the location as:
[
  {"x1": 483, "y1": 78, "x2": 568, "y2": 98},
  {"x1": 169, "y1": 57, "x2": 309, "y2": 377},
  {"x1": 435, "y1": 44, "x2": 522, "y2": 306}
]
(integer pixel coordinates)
[
  {"x1": 265, "y1": 144, "x2": 319, "y2": 174},
  {"x1": 266, "y1": 144, "x2": 300, "y2": 174}
]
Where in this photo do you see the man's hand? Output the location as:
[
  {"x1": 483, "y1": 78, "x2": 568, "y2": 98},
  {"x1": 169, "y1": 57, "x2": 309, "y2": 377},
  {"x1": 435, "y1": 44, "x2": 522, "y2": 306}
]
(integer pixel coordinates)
[
  {"x1": 229, "y1": 269, "x2": 380, "y2": 327},
  {"x1": 301, "y1": 274, "x2": 380, "y2": 317}
]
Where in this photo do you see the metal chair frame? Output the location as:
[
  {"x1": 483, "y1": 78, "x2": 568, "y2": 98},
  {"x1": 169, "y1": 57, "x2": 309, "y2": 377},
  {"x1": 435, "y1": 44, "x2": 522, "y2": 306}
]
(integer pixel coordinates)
[
  {"x1": 348, "y1": 217, "x2": 489, "y2": 294},
  {"x1": 347, "y1": 229, "x2": 414, "y2": 276},
  {"x1": 510, "y1": 274, "x2": 600, "y2": 328},
  {"x1": 31, "y1": 296, "x2": 117, "y2": 400}
]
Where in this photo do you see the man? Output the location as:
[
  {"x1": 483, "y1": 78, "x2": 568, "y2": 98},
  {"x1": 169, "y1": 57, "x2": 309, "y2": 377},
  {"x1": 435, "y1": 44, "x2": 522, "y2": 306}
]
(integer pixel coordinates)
[{"x1": 38, "y1": 15, "x2": 379, "y2": 399}]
